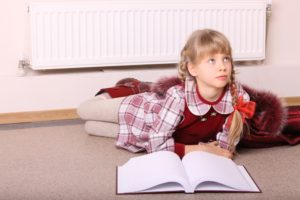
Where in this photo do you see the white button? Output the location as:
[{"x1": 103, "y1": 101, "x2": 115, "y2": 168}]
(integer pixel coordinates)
[
  {"x1": 210, "y1": 112, "x2": 217, "y2": 116},
  {"x1": 200, "y1": 117, "x2": 207, "y2": 122}
]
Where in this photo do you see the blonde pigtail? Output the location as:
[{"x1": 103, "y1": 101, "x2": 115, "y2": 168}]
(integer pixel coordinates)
[
  {"x1": 178, "y1": 49, "x2": 190, "y2": 82},
  {"x1": 227, "y1": 70, "x2": 244, "y2": 152},
  {"x1": 178, "y1": 60, "x2": 187, "y2": 82}
]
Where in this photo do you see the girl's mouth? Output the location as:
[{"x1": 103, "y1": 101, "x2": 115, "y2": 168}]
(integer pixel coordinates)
[{"x1": 216, "y1": 75, "x2": 228, "y2": 80}]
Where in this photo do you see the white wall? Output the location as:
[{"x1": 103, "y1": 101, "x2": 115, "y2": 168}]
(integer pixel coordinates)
[{"x1": 1, "y1": 0, "x2": 300, "y2": 113}]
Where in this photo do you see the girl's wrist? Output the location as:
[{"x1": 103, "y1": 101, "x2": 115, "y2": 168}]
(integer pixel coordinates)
[{"x1": 185, "y1": 144, "x2": 204, "y2": 155}]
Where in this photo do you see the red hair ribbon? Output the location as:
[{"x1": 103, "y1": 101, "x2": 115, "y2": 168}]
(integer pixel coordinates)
[{"x1": 234, "y1": 96, "x2": 256, "y2": 122}]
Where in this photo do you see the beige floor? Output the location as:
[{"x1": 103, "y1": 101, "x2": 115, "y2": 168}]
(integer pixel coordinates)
[{"x1": 1, "y1": 119, "x2": 300, "y2": 200}]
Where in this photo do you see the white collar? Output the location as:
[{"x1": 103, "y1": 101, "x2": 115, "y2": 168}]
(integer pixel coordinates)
[{"x1": 184, "y1": 76, "x2": 250, "y2": 116}]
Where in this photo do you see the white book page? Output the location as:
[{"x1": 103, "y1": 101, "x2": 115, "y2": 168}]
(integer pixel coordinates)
[
  {"x1": 237, "y1": 166, "x2": 260, "y2": 192},
  {"x1": 182, "y1": 152, "x2": 252, "y2": 191},
  {"x1": 184, "y1": 167, "x2": 260, "y2": 192},
  {"x1": 117, "y1": 151, "x2": 191, "y2": 194}
]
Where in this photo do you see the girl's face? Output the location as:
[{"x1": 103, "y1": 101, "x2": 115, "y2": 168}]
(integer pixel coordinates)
[{"x1": 188, "y1": 53, "x2": 232, "y2": 91}]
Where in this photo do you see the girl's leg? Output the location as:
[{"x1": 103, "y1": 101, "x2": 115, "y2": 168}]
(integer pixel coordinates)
[
  {"x1": 84, "y1": 121, "x2": 119, "y2": 138},
  {"x1": 77, "y1": 95, "x2": 125, "y2": 123}
]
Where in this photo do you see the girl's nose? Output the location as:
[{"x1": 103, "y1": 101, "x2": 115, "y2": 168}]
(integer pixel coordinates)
[{"x1": 219, "y1": 62, "x2": 226, "y2": 71}]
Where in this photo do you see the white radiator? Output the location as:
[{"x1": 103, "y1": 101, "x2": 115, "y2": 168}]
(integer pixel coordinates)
[{"x1": 29, "y1": 0, "x2": 268, "y2": 70}]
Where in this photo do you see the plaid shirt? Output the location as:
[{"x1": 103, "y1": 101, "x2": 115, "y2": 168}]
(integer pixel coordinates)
[{"x1": 116, "y1": 76, "x2": 250, "y2": 153}]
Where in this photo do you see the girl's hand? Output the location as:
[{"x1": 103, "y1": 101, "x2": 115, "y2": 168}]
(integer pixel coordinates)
[{"x1": 185, "y1": 141, "x2": 233, "y2": 159}]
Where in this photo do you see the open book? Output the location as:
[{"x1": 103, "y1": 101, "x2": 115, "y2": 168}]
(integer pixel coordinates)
[{"x1": 117, "y1": 151, "x2": 260, "y2": 194}]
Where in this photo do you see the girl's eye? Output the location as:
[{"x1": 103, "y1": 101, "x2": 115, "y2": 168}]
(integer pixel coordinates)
[
  {"x1": 208, "y1": 58, "x2": 215, "y2": 64},
  {"x1": 224, "y1": 57, "x2": 231, "y2": 63}
]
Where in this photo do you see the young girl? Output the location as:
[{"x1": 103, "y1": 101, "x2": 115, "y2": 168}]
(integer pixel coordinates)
[{"x1": 78, "y1": 29, "x2": 256, "y2": 159}]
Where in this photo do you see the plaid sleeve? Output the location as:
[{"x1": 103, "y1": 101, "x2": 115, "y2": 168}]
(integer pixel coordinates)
[
  {"x1": 216, "y1": 116, "x2": 242, "y2": 150},
  {"x1": 116, "y1": 85, "x2": 185, "y2": 153},
  {"x1": 145, "y1": 86, "x2": 185, "y2": 153},
  {"x1": 216, "y1": 116, "x2": 231, "y2": 150}
]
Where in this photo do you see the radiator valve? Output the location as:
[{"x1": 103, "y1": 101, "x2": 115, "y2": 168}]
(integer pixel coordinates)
[{"x1": 17, "y1": 59, "x2": 30, "y2": 77}]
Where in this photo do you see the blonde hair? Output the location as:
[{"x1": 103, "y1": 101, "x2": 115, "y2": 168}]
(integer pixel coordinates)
[{"x1": 178, "y1": 29, "x2": 244, "y2": 152}]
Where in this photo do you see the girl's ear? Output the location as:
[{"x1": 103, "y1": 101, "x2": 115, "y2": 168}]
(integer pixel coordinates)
[{"x1": 187, "y1": 63, "x2": 197, "y2": 77}]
